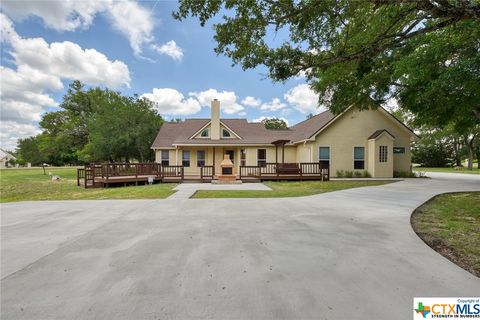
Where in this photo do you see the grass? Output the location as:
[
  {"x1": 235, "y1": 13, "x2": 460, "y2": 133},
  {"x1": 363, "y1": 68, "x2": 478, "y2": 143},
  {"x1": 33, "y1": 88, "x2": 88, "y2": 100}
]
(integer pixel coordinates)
[
  {"x1": 192, "y1": 180, "x2": 394, "y2": 198},
  {"x1": 413, "y1": 167, "x2": 479, "y2": 174},
  {"x1": 0, "y1": 167, "x2": 176, "y2": 203},
  {"x1": 411, "y1": 192, "x2": 480, "y2": 277}
]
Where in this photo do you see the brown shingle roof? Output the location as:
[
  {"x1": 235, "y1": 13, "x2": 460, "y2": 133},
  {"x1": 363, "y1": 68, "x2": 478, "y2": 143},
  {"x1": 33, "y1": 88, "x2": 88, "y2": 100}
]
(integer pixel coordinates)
[
  {"x1": 151, "y1": 111, "x2": 336, "y2": 148},
  {"x1": 288, "y1": 110, "x2": 336, "y2": 142},
  {"x1": 368, "y1": 129, "x2": 395, "y2": 140}
]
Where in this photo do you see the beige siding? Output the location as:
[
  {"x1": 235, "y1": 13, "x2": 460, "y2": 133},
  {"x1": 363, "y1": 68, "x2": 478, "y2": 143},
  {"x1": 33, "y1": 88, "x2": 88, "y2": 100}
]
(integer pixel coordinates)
[
  {"x1": 295, "y1": 143, "x2": 312, "y2": 163},
  {"x1": 308, "y1": 108, "x2": 413, "y2": 177},
  {"x1": 367, "y1": 134, "x2": 394, "y2": 178},
  {"x1": 155, "y1": 149, "x2": 176, "y2": 165}
]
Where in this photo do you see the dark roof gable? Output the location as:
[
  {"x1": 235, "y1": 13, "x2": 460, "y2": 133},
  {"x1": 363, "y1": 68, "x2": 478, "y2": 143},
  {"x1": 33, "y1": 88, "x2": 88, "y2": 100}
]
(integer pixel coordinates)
[{"x1": 368, "y1": 129, "x2": 395, "y2": 140}]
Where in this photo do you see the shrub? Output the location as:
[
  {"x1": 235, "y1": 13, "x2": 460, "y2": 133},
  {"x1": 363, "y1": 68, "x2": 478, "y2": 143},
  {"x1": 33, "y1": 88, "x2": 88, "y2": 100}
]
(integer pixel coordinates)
[
  {"x1": 344, "y1": 170, "x2": 354, "y2": 178},
  {"x1": 336, "y1": 169, "x2": 345, "y2": 178},
  {"x1": 353, "y1": 171, "x2": 363, "y2": 178},
  {"x1": 393, "y1": 170, "x2": 416, "y2": 178},
  {"x1": 362, "y1": 170, "x2": 372, "y2": 178}
]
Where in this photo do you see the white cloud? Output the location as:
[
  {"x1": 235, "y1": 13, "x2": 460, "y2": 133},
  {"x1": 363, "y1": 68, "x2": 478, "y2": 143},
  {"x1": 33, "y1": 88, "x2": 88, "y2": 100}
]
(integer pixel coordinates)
[
  {"x1": 1, "y1": 101, "x2": 45, "y2": 123},
  {"x1": 1, "y1": 0, "x2": 110, "y2": 32},
  {"x1": 284, "y1": 84, "x2": 323, "y2": 114},
  {"x1": 107, "y1": 0, "x2": 154, "y2": 56},
  {"x1": 0, "y1": 121, "x2": 41, "y2": 151},
  {"x1": 383, "y1": 97, "x2": 399, "y2": 112},
  {"x1": 252, "y1": 116, "x2": 290, "y2": 126},
  {"x1": 141, "y1": 88, "x2": 201, "y2": 115},
  {"x1": 1, "y1": 0, "x2": 184, "y2": 59},
  {"x1": 294, "y1": 68, "x2": 313, "y2": 79},
  {"x1": 151, "y1": 40, "x2": 184, "y2": 61},
  {"x1": 0, "y1": 14, "x2": 131, "y2": 149},
  {"x1": 0, "y1": 65, "x2": 59, "y2": 127},
  {"x1": 242, "y1": 96, "x2": 261, "y2": 107},
  {"x1": 189, "y1": 89, "x2": 244, "y2": 114},
  {"x1": 259, "y1": 98, "x2": 287, "y2": 112},
  {"x1": 1, "y1": 14, "x2": 131, "y2": 88}
]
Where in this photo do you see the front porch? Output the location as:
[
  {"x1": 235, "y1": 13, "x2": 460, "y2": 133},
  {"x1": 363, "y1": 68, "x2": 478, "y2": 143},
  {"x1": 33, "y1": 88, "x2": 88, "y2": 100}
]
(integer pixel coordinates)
[{"x1": 77, "y1": 162, "x2": 329, "y2": 188}]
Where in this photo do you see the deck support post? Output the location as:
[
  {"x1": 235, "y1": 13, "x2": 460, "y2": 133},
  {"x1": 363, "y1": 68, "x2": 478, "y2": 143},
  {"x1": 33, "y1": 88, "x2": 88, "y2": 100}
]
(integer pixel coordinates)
[{"x1": 212, "y1": 146, "x2": 216, "y2": 177}]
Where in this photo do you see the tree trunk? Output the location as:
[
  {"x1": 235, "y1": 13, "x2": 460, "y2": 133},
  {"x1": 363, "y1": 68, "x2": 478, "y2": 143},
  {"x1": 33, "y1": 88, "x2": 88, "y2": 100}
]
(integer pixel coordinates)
[
  {"x1": 452, "y1": 137, "x2": 462, "y2": 166},
  {"x1": 477, "y1": 148, "x2": 480, "y2": 169},
  {"x1": 464, "y1": 135, "x2": 474, "y2": 170},
  {"x1": 474, "y1": 108, "x2": 480, "y2": 120}
]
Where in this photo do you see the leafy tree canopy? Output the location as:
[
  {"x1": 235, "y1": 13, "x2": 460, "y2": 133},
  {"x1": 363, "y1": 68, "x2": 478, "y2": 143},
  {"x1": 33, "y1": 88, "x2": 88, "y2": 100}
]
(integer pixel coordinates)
[
  {"x1": 175, "y1": 0, "x2": 480, "y2": 130},
  {"x1": 262, "y1": 117, "x2": 288, "y2": 129},
  {"x1": 16, "y1": 81, "x2": 163, "y2": 165}
]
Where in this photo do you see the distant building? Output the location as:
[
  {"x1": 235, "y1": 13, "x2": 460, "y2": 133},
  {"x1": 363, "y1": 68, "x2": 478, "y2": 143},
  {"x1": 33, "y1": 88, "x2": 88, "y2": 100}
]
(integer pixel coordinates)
[{"x1": 0, "y1": 149, "x2": 16, "y2": 168}]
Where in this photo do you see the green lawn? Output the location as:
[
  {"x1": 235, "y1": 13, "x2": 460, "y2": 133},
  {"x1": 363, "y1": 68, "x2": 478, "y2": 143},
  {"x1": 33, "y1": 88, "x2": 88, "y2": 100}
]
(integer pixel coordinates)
[
  {"x1": 0, "y1": 167, "x2": 176, "y2": 203},
  {"x1": 413, "y1": 167, "x2": 479, "y2": 174},
  {"x1": 192, "y1": 180, "x2": 394, "y2": 198},
  {"x1": 411, "y1": 192, "x2": 480, "y2": 277}
]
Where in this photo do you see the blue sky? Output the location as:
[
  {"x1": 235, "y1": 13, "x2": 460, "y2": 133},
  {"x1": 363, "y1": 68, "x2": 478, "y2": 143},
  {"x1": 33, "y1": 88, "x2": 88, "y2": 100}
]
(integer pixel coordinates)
[{"x1": 0, "y1": 0, "x2": 322, "y2": 150}]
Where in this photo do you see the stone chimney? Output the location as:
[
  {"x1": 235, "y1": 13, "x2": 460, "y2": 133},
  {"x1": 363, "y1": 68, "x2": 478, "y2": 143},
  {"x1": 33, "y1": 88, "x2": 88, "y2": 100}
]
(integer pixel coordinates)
[{"x1": 211, "y1": 99, "x2": 220, "y2": 140}]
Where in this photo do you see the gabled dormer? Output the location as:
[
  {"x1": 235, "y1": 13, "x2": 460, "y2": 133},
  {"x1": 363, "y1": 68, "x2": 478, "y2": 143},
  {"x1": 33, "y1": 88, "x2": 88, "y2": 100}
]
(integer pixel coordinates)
[{"x1": 189, "y1": 99, "x2": 242, "y2": 140}]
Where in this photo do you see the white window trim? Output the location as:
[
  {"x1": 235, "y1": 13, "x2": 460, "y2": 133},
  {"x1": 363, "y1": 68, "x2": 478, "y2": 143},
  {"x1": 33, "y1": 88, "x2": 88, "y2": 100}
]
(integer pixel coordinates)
[
  {"x1": 353, "y1": 146, "x2": 365, "y2": 170},
  {"x1": 319, "y1": 146, "x2": 331, "y2": 162},
  {"x1": 161, "y1": 150, "x2": 169, "y2": 165},
  {"x1": 379, "y1": 145, "x2": 388, "y2": 163}
]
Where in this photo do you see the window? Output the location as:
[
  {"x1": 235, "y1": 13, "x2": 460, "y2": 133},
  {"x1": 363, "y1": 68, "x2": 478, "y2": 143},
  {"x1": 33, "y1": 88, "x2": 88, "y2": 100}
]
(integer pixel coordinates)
[
  {"x1": 240, "y1": 149, "x2": 246, "y2": 166},
  {"x1": 393, "y1": 147, "x2": 405, "y2": 154},
  {"x1": 182, "y1": 150, "x2": 190, "y2": 167},
  {"x1": 197, "y1": 150, "x2": 205, "y2": 167},
  {"x1": 161, "y1": 150, "x2": 169, "y2": 166},
  {"x1": 222, "y1": 129, "x2": 231, "y2": 137},
  {"x1": 379, "y1": 146, "x2": 388, "y2": 163},
  {"x1": 319, "y1": 147, "x2": 330, "y2": 169},
  {"x1": 200, "y1": 129, "x2": 209, "y2": 137},
  {"x1": 257, "y1": 149, "x2": 266, "y2": 167},
  {"x1": 353, "y1": 147, "x2": 365, "y2": 170}
]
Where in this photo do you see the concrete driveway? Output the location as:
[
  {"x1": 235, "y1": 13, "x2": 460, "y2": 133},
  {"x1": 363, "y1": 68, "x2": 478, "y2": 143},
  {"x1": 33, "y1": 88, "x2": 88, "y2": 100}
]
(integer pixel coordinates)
[{"x1": 1, "y1": 172, "x2": 479, "y2": 320}]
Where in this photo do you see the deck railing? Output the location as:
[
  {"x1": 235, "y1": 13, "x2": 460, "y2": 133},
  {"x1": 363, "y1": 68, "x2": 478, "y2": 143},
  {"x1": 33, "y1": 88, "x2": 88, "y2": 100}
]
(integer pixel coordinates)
[
  {"x1": 77, "y1": 163, "x2": 184, "y2": 187},
  {"x1": 200, "y1": 165, "x2": 214, "y2": 182},
  {"x1": 240, "y1": 162, "x2": 329, "y2": 181},
  {"x1": 77, "y1": 168, "x2": 85, "y2": 186},
  {"x1": 77, "y1": 161, "x2": 329, "y2": 188},
  {"x1": 162, "y1": 165, "x2": 184, "y2": 179}
]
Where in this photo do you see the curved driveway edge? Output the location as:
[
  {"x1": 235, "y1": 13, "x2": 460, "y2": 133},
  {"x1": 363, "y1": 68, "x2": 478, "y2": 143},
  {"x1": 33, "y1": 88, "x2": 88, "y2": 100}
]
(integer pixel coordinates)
[{"x1": 1, "y1": 172, "x2": 479, "y2": 319}]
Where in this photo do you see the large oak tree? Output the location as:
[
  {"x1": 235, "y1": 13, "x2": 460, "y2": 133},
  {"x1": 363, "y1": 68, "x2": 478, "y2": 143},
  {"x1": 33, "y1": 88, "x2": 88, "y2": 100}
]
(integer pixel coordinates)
[{"x1": 174, "y1": 0, "x2": 480, "y2": 131}]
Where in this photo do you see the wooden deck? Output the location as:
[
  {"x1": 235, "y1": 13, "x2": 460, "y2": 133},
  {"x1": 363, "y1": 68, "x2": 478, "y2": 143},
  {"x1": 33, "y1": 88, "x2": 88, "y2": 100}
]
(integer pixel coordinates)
[{"x1": 77, "y1": 163, "x2": 329, "y2": 188}]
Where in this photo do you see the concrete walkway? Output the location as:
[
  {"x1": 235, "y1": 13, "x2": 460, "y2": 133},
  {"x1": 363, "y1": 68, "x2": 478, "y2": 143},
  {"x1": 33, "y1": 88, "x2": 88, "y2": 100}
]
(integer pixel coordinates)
[
  {"x1": 1, "y1": 172, "x2": 479, "y2": 320},
  {"x1": 168, "y1": 182, "x2": 271, "y2": 199}
]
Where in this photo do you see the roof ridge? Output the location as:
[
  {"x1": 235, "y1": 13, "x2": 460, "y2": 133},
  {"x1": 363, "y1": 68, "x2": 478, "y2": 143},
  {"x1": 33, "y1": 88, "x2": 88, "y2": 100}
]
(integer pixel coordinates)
[{"x1": 291, "y1": 109, "x2": 331, "y2": 128}]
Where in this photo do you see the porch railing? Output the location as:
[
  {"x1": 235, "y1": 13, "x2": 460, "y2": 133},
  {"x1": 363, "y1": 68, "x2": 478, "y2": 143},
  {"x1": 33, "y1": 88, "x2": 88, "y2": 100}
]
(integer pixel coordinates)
[
  {"x1": 161, "y1": 165, "x2": 184, "y2": 179},
  {"x1": 77, "y1": 163, "x2": 184, "y2": 187},
  {"x1": 77, "y1": 168, "x2": 85, "y2": 186},
  {"x1": 200, "y1": 165, "x2": 214, "y2": 182},
  {"x1": 239, "y1": 162, "x2": 329, "y2": 181}
]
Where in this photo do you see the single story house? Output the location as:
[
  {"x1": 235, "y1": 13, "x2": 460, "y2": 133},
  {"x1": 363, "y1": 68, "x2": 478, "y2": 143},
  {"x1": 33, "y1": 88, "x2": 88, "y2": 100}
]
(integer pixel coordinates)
[{"x1": 151, "y1": 100, "x2": 419, "y2": 178}]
